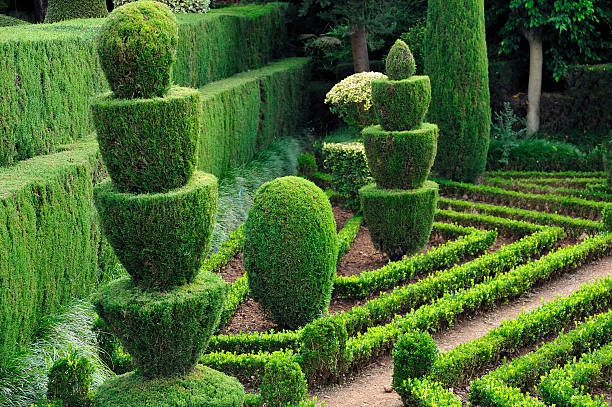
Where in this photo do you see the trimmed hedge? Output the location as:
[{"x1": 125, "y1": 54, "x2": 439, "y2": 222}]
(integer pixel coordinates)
[
  {"x1": 425, "y1": 0, "x2": 491, "y2": 182},
  {"x1": 371, "y1": 76, "x2": 431, "y2": 131},
  {"x1": 385, "y1": 39, "x2": 416, "y2": 81},
  {"x1": 93, "y1": 365, "x2": 244, "y2": 407},
  {"x1": 244, "y1": 177, "x2": 338, "y2": 330},
  {"x1": 45, "y1": 0, "x2": 107, "y2": 23},
  {"x1": 359, "y1": 181, "x2": 438, "y2": 259},
  {"x1": 92, "y1": 87, "x2": 201, "y2": 192},
  {"x1": 392, "y1": 331, "x2": 438, "y2": 389},
  {"x1": 322, "y1": 141, "x2": 372, "y2": 210},
  {"x1": 0, "y1": 14, "x2": 29, "y2": 26},
  {"x1": 113, "y1": 0, "x2": 211, "y2": 13},
  {"x1": 94, "y1": 172, "x2": 218, "y2": 289},
  {"x1": 0, "y1": 3, "x2": 288, "y2": 167}
]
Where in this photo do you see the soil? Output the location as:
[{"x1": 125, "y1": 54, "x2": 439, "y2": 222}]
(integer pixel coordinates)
[
  {"x1": 334, "y1": 206, "x2": 354, "y2": 232},
  {"x1": 591, "y1": 387, "x2": 612, "y2": 405}
]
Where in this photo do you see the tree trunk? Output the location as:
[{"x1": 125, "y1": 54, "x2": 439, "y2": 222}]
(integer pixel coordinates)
[
  {"x1": 350, "y1": 22, "x2": 370, "y2": 73},
  {"x1": 33, "y1": 0, "x2": 48, "y2": 23},
  {"x1": 523, "y1": 27, "x2": 543, "y2": 135}
]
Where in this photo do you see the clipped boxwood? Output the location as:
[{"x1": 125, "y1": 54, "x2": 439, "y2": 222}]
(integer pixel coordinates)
[
  {"x1": 97, "y1": 0, "x2": 178, "y2": 99},
  {"x1": 359, "y1": 181, "x2": 438, "y2": 260},
  {"x1": 114, "y1": 0, "x2": 211, "y2": 13},
  {"x1": 385, "y1": 39, "x2": 416, "y2": 81},
  {"x1": 392, "y1": 330, "x2": 438, "y2": 396},
  {"x1": 93, "y1": 271, "x2": 226, "y2": 378},
  {"x1": 260, "y1": 356, "x2": 308, "y2": 407},
  {"x1": 603, "y1": 204, "x2": 612, "y2": 232},
  {"x1": 363, "y1": 123, "x2": 438, "y2": 190},
  {"x1": 92, "y1": 87, "x2": 201, "y2": 193},
  {"x1": 94, "y1": 171, "x2": 217, "y2": 289},
  {"x1": 45, "y1": 0, "x2": 107, "y2": 23},
  {"x1": 94, "y1": 365, "x2": 244, "y2": 407},
  {"x1": 0, "y1": 14, "x2": 29, "y2": 26},
  {"x1": 371, "y1": 76, "x2": 431, "y2": 131},
  {"x1": 47, "y1": 351, "x2": 95, "y2": 407},
  {"x1": 244, "y1": 176, "x2": 338, "y2": 329},
  {"x1": 300, "y1": 318, "x2": 348, "y2": 384}
]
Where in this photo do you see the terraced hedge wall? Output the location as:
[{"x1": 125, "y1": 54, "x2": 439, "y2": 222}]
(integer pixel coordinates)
[{"x1": 0, "y1": 3, "x2": 287, "y2": 167}]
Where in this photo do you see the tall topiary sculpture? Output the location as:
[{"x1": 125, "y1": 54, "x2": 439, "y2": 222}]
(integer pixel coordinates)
[
  {"x1": 90, "y1": 2, "x2": 244, "y2": 405},
  {"x1": 425, "y1": 0, "x2": 490, "y2": 183},
  {"x1": 359, "y1": 39, "x2": 439, "y2": 260}
]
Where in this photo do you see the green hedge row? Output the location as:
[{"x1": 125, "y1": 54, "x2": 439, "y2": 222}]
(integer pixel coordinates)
[
  {"x1": 485, "y1": 170, "x2": 606, "y2": 179},
  {"x1": 484, "y1": 176, "x2": 612, "y2": 202},
  {"x1": 469, "y1": 308, "x2": 612, "y2": 407},
  {"x1": 0, "y1": 3, "x2": 288, "y2": 167},
  {"x1": 337, "y1": 215, "x2": 363, "y2": 263}
]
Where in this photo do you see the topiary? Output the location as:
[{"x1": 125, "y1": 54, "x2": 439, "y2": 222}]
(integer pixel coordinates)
[
  {"x1": 300, "y1": 318, "x2": 348, "y2": 384},
  {"x1": 97, "y1": 1, "x2": 178, "y2": 99},
  {"x1": 385, "y1": 39, "x2": 416, "y2": 81},
  {"x1": 47, "y1": 350, "x2": 95, "y2": 407},
  {"x1": 45, "y1": 0, "x2": 107, "y2": 23},
  {"x1": 371, "y1": 75, "x2": 431, "y2": 131},
  {"x1": 260, "y1": 356, "x2": 308, "y2": 407},
  {"x1": 425, "y1": 0, "x2": 491, "y2": 183},
  {"x1": 243, "y1": 176, "x2": 338, "y2": 329},
  {"x1": 392, "y1": 331, "x2": 438, "y2": 394}
]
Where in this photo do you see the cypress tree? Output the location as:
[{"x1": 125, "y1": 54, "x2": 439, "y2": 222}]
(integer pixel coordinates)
[{"x1": 425, "y1": 0, "x2": 491, "y2": 183}]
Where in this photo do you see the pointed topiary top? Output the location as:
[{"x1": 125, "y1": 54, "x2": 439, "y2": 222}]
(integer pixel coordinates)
[{"x1": 386, "y1": 39, "x2": 416, "y2": 81}]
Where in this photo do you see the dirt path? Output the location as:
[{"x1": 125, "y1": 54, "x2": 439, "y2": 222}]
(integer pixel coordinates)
[{"x1": 311, "y1": 256, "x2": 612, "y2": 407}]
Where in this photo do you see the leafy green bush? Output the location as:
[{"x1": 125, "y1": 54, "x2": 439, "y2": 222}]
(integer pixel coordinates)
[
  {"x1": 0, "y1": 14, "x2": 28, "y2": 26},
  {"x1": 114, "y1": 0, "x2": 210, "y2": 13},
  {"x1": 45, "y1": 0, "x2": 107, "y2": 23},
  {"x1": 300, "y1": 318, "x2": 348, "y2": 384},
  {"x1": 425, "y1": 0, "x2": 491, "y2": 182},
  {"x1": 362, "y1": 123, "x2": 437, "y2": 189},
  {"x1": 92, "y1": 87, "x2": 201, "y2": 193},
  {"x1": 399, "y1": 20, "x2": 426, "y2": 75},
  {"x1": 602, "y1": 204, "x2": 612, "y2": 232},
  {"x1": 359, "y1": 181, "x2": 438, "y2": 260},
  {"x1": 244, "y1": 176, "x2": 338, "y2": 329},
  {"x1": 47, "y1": 351, "x2": 94, "y2": 407},
  {"x1": 392, "y1": 331, "x2": 438, "y2": 393},
  {"x1": 97, "y1": 1, "x2": 178, "y2": 99},
  {"x1": 93, "y1": 317, "x2": 133, "y2": 375},
  {"x1": 371, "y1": 76, "x2": 431, "y2": 132},
  {"x1": 604, "y1": 135, "x2": 612, "y2": 186},
  {"x1": 260, "y1": 356, "x2": 307, "y2": 406},
  {"x1": 322, "y1": 141, "x2": 372, "y2": 210},
  {"x1": 94, "y1": 172, "x2": 217, "y2": 289},
  {"x1": 297, "y1": 153, "x2": 317, "y2": 178},
  {"x1": 385, "y1": 39, "x2": 416, "y2": 80}
]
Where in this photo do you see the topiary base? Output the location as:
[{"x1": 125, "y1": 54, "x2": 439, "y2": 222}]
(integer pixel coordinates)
[
  {"x1": 93, "y1": 271, "x2": 226, "y2": 378},
  {"x1": 94, "y1": 171, "x2": 217, "y2": 289},
  {"x1": 93, "y1": 365, "x2": 244, "y2": 407},
  {"x1": 359, "y1": 181, "x2": 438, "y2": 260}
]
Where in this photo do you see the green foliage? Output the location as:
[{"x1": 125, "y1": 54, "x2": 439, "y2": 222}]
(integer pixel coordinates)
[
  {"x1": 399, "y1": 19, "x2": 426, "y2": 75},
  {"x1": 94, "y1": 172, "x2": 218, "y2": 289},
  {"x1": 371, "y1": 76, "x2": 431, "y2": 131},
  {"x1": 298, "y1": 153, "x2": 318, "y2": 178},
  {"x1": 385, "y1": 39, "x2": 415, "y2": 80},
  {"x1": 45, "y1": 0, "x2": 107, "y2": 23},
  {"x1": 337, "y1": 214, "x2": 363, "y2": 263},
  {"x1": 425, "y1": 0, "x2": 491, "y2": 182},
  {"x1": 92, "y1": 87, "x2": 201, "y2": 193},
  {"x1": 300, "y1": 318, "x2": 348, "y2": 383},
  {"x1": 93, "y1": 365, "x2": 244, "y2": 407},
  {"x1": 396, "y1": 377, "x2": 462, "y2": 407},
  {"x1": 93, "y1": 271, "x2": 226, "y2": 378},
  {"x1": 0, "y1": 14, "x2": 29, "y2": 26},
  {"x1": 359, "y1": 181, "x2": 439, "y2": 260},
  {"x1": 114, "y1": 0, "x2": 210, "y2": 13},
  {"x1": 602, "y1": 204, "x2": 612, "y2": 232},
  {"x1": 244, "y1": 176, "x2": 338, "y2": 329},
  {"x1": 392, "y1": 331, "x2": 438, "y2": 393},
  {"x1": 97, "y1": 1, "x2": 177, "y2": 99},
  {"x1": 489, "y1": 102, "x2": 527, "y2": 167},
  {"x1": 47, "y1": 351, "x2": 94, "y2": 407},
  {"x1": 362, "y1": 123, "x2": 437, "y2": 189},
  {"x1": 604, "y1": 135, "x2": 612, "y2": 186},
  {"x1": 322, "y1": 141, "x2": 372, "y2": 210},
  {"x1": 93, "y1": 317, "x2": 133, "y2": 375},
  {"x1": 260, "y1": 356, "x2": 308, "y2": 406}
]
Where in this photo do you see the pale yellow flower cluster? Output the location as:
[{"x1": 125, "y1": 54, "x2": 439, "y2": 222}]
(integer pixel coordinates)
[{"x1": 325, "y1": 72, "x2": 387, "y2": 111}]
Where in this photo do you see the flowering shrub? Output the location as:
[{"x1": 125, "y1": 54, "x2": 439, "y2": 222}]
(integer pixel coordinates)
[
  {"x1": 113, "y1": 0, "x2": 211, "y2": 13},
  {"x1": 325, "y1": 72, "x2": 387, "y2": 131}
]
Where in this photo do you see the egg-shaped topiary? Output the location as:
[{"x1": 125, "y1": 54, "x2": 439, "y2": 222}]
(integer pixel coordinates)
[
  {"x1": 385, "y1": 39, "x2": 416, "y2": 81},
  {"x1": 97, "y1": 0, "x2": 178, "y2": 99},
  {"x1": 243, "y1": 176, "x2": 338, "y2": 330}
]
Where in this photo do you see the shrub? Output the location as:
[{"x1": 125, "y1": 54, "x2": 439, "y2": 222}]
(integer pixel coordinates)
[
  {"x1": 362, "y1": 123, "x2": 437, "y2": 189},
  {"x1": 244, "y1": 176, "x2": 338, "y2": 329},
  {"x1": 400, "y1": 20, "x2": 426, "y2": 75},
  {"x1": 392, "y1": 331, "x2": 438, "y2": 393},
  {"x1": 425, "y1": 0, "x2": 491, "y2": 182},
  {"x1": 0, "y1": 14, "x2": 29, "y2": 26},
  {"x1": 300, "y1": 318, "x2": 348, "y2": 384},
  {"x1": 322, "y1": 141, "x2": 372, "y2": 210},
  {"x1": 385, "y1": 39, "x2": 416, "y2": 80},
  {"x1": 93, "y1": 271, "x2": 226, "y2": 378},
  {"x1": 603, "y1": 204, "x2": 612, "y2": 232},
  {"x1": 604, "y1": 135, "x2": 612, "y2": 187},
  {"x1": 47, "y1": 350, "x2": 95, "y2": 407},
  {"x1": 325, "y1": 72, "x2": 387, "y2": 131},
  {"x1": 94, "y1": 172, "x2": 217, "y2": 289},
  {"x1": 114, "y1": 0, "x2": 211, "y2": 13},
  {"x1": 260, "y1": 356, "x2": 308, "y2": 406},
  {"x1": 371, "y1": 76, "x2": 431, "y2": 131},
  {"x1": 93, "y1": 317, "x2": 133, "y2": 375},
  {"x1": 359, "y1": 181, "x2": 438, "y2": 260},
  {"x1": 297, "y1": 153, "x2": 317, "y2": 179},
  {"x1": 45, "y1": 0, "x2": 107, "y2": 23},
  {"x1": 97, "y1": 1, "x2": 178, "y2": 99}
]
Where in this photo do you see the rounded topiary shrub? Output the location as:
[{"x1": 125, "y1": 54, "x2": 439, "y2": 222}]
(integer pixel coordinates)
[
  {"x1": 363, "y1": 123, "x2": 438, "y2": 190},
  {"x1": 94, "y1": 271, "x2": 226, "y2": 378},
  {"x1": 92, "y1": 87, "x2": 201, "y2": 193},
  {"x1": 97, "y1": 0, "x2": 178, "y2": 99},
  {"x1": 47, "y1": 351, "x2": 95, "y2": 407},
  {"x1": 45, "y1": 0, "x2": 108, "y2": 23},
  {"x1": 392, "y1": 331, "x2": 438, "y2": 393},
  {"x1": 371, "y1": 76, "x2": 431, "y2": 131},
  {"x1": 94, "y1": 172, "x2": 217, "y2": 289},
  {"x1": 94, "y1": 365, "x2": 244, "y2": 407},
  {"x1": 260, "y1": 356, "x2": 308, "y2": 407},
  {"x1": 243, "y1": 176, "x2": 338, "y2": 329},
  {"x1": 385, "y1": 39, "x2": 416, "y2": 81},
  {"x1": 359, "y1": 181, "x2": 438, "y2": 260}
]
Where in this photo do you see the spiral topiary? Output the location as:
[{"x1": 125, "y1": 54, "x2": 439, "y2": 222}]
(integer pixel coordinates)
[
  {"x1": 244, "y1": 176, "x2": 338, "y2": 329},
  {"x1": 385, "y1": 39, "x2": 416, "y2": 81},
  {"x1": 97, "y1": 1, "x2": 178, "y2": 99}
]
